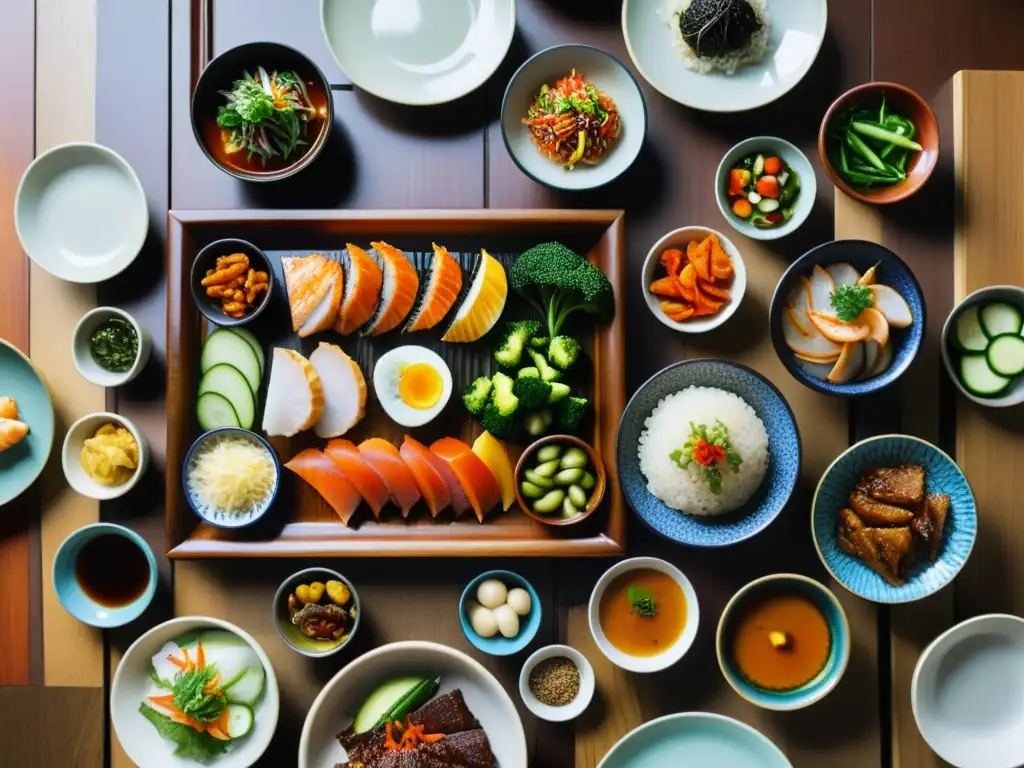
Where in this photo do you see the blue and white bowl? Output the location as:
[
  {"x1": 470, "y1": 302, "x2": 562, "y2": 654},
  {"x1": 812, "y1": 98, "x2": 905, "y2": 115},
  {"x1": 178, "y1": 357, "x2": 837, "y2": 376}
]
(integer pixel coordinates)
[
  {"x1": 812, "y1": 435, "x2": 976, "y2": 604},
  {"x1": 717, "y1": 574, "x2": 850, "y2": 710},
  {"x1": 616, "y1": 359, "x2": 801, "y2": 548}
]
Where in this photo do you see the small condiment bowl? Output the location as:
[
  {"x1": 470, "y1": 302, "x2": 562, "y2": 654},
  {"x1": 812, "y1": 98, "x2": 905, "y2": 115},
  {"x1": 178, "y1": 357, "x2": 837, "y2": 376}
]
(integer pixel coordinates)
[
  {"x1": 716, "y1": 573, "x2": 850, "y2": 711},
  {"x1": 61, "y1": 412, "x2": 149, "y2": 500},
  {"x1": 519, "y1": 644, "x2": 595, "y2": 722},
  {"x1": 190, "y1": 238, "x2": 275, "y2": 328},
  {"x1": 940, "y1": 285, "x2": 1024, "y2": 408},
  {"x1": 459, "y1": 569, "x2": 542, "y2": 657},
  {"x1": 181, "y1": 427, "x2": 280, "y2": 529},
  {"x1": 641, "y1": 226, "x2": 747, "y2": 334},
  {"x1": 52, "y1": 522, "x2": 157, "y2": 628},
  {"x1": 273, "y1": 567, "x2": 361, "y2": 658},
  {"x1": 514, "y1": 434, "x2": 606, "y2": 527},
  {"x1": 72, "y1": 306, "x2": 151, "y2": 387},
  {"x1": 588, "y1": 557, "x2": 700, "y2": 674}
]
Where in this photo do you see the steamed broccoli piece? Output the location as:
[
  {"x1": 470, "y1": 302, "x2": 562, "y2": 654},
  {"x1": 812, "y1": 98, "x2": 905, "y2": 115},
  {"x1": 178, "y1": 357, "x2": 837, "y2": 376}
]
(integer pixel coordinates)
[
  {"x1": 524, "y1": 409, "x2": 553, "y2": 437},
  {"x1": 517, "y1": 366, "x2": 540, "y2": 378},
  {"x1": 481, "y1": 402, "x2": 518, "y2": 439},
  {"x1": 462, "y1": 376, "x2": 493, "y2": 416},
  {"x1": 509, "y1": 242, "x2": 614, "y2": 339},
  {"x1": 527, "y1": 349, "x2": 560, "y2": 383},
  {"x1": 490, "y1": 372, "x2": 519, "y2": 416},
  {"x1": 547, "y1": 382, "x2": 571, "y2": 404},
  {"x1": 494, "y1": 320, "x2": 541, "y2": 368},
  {"x1": 513, "y1": 373, "x2": 552, "y2": 409},
  {"x1": 554, "y1": 396, "x2": 588, "y2": 433},
  {"x1": 548, "y1": 335, "x2": 581, "y2": 370},
  {"x1": 528, "y1": 336, "x2": 549, "y2": 350}
]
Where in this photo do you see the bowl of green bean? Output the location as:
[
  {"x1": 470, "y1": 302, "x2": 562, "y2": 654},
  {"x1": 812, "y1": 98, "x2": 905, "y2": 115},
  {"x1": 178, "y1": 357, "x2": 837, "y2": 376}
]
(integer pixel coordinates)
[
  {"x1": 514, "y1": 435, "x2": 606, "y2": 527},
  {"x1": 818, "y1": 82, "x2": 938, "y2": 204}
]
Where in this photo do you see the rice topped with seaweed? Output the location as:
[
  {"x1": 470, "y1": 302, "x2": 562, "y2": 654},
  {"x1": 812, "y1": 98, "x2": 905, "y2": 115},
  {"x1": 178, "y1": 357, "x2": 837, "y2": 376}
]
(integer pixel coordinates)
[{"x1": 662, "y1": 0, "x2": 770, "y2": 75}]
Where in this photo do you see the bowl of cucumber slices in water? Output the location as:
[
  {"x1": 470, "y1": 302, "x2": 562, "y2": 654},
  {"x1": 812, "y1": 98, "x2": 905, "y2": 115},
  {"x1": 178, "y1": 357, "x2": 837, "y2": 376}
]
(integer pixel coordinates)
[{"x1": 942, "y1": 285, "x2": 1024, "y2": 407}]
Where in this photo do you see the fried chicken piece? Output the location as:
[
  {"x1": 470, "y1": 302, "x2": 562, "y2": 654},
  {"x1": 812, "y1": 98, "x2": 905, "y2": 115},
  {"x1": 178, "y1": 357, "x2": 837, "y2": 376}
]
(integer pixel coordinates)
[
  {"x1": 838, "y1": 508, "x2": 914, "y2": 586},
  {"x1": 0, "y1": 396, "x2": 18, "y2": 420},
  {"x1": 859, "y1": 465, "x2": 925, "y2": 506},
  {"x1": 848, "y1": 488, "x2": 915, "y2": 526},
  {"x1": 911, "y1": 493, "x2": 950, "y2": 562}
]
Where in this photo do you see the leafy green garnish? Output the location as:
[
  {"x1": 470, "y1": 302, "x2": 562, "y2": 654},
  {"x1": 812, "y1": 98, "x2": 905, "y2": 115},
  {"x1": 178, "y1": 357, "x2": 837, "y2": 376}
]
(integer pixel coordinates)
[
  {"x1": 669, "y1": 420, "x2": 743, "y2": 495},
  {"x1": 628, "y1": 586, "x2": 657, "y2": 617},
  {"x1": 830, "y1": 284, "x2": 873, "y2": 322},
  {"x1": 148, "y1": 666, "x2": 173, "y2": 691},
  {"x1": 173, "y1": 664, "x2": 226, "y2": 723},
  {"x1": 139, "y1": 703, "x2": 229, "y2": 764}
]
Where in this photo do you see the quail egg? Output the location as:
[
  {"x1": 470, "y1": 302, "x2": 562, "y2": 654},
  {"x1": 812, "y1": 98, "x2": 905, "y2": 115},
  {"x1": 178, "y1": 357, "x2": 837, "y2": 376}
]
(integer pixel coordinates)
[{"x1": 373, "y1": 345, "x2": 452, "y2": 427}]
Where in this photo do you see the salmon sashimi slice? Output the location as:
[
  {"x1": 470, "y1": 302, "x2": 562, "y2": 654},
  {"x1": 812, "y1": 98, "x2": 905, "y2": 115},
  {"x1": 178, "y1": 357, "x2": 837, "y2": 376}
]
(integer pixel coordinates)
[
  {"x1": 335, "y1": 243, "x2": 383, "y2": 335},
  {"x1": 285, "y1": 448, "x2": 363, "y2": 526},
  {"x1": 399, "y1": 436, "x2": 452, "y2": 517},
  {"x1": 361, "y1": 241, "x2": 420, "y2": 337},
  {"x1": 404, "y1": 242, "x2": 464, "y2": 333},
  {"x1": 358, "y1": 438, "x2": 421, "y2": 517},
  {"x1": 422, "y1": 445, "x2": 472, "y2": 518},
  {"x1": 0, "y1": 418, "x2": 29, "y2": 452},
  {"x1": 429, "y1": 438, "x2": 501, "y2": 522},
  {"x1": 324, "y1": 439, "x2": 391, "y2": 519}
]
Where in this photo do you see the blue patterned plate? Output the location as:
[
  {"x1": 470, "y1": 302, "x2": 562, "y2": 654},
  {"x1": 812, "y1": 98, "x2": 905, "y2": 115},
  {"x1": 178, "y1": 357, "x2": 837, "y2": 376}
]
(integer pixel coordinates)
[
  {"x1": 812, "y1": 435, "x2": 976, "y2": 604},
  {"x1": 0, "y1": 338, "x2": 54, "y2": 506},
  {"x1": 616, "y1": 360, "x2": 801, "y2": 548}
]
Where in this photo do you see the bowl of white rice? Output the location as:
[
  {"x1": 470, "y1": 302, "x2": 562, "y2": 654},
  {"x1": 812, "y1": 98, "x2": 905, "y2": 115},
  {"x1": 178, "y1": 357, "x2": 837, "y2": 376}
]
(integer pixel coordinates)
[{"x1": 616, "y1": 359, "x2": 800, "y2": 547}]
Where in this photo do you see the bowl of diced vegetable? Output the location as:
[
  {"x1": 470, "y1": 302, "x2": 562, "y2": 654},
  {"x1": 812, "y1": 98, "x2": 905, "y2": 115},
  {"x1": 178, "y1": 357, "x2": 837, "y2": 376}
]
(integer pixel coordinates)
[
  {"x1": 716, "y1": 137, "x2": 816, "y2": 240},
  {"x1": 942, "y1": 285, "x2": 1024, "y2": 407},
  {"x1": 819, "y1": 82, "x2": 938, "y2": 204}
]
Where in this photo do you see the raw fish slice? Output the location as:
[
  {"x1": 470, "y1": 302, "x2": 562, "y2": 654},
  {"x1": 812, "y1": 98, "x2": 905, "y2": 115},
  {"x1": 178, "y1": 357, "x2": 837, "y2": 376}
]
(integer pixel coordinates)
[
  {"x1": 324, "y1": 439, "x2": 390, "y2": 518},
  {"x1": 0, "y1": 396, "x2": 18, "y2": 420},
  {"x1": 809, "y1": 265, "x2": 837, "y2": 317},
  {"x1": 335, "y1": 244, "x2": 383, "y2": 335},
  {"x1": 282, "y1": 254, "x2": 342, "y2": 335},
  {"x1": 262, "y1": 348, "x2": 324, "y2": 436},
  {"x1": 825, "y1": 263, "x2": 861, "y2": 287},
  {"x1": 358, "y1": 438, "x2": 421, "y2": 517},
  {"x1": 0, "y1": 418, "x2": 29, "y2": 451},
  {"x1": 441, "y1": 250, "x2": 508, "y2": 343},
  {"x1": 361, "y1": 242, "x2": 420, "y2": 337},
  {"x1": 298, "y1": 261, "x2": 342, "y2": 337},
  {"x1": 310, "y1": 342, "x2": 366, "y2": 438},
  {"x1": 399, "y1": 435, "x2": 451, "y2": 517},
  {"x1": 423, "y1": 445, "x2": 472, "y2": 518},
  {"x1": 285, "y1": 448, "x2": 363, "y2": 525},
  {"x1": 404, "y1": 242, "x2": 464, "y2": 332},
  {"x1": 429, "y1": 438, "x2": 500, "y2": 522}
]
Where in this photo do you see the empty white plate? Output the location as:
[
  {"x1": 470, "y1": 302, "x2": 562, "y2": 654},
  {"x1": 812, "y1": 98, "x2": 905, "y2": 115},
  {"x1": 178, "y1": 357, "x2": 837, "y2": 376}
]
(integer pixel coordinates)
[
  {"x1": 622, "y1": 0, "x2": 827, "y2": 112},
  {"x1": 912, "y1": 614, "x2": 1024, "y2": 768},
  {"x1": 15, "y1": 142, "x2": 148, "y2": 283},
  {"x1": 320, "y1": 0, "x2": 516, "y2": 105}
]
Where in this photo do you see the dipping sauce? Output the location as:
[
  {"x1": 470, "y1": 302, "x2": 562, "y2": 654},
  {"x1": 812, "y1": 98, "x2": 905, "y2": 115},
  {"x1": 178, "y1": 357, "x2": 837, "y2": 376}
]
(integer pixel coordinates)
[
  {"x1": 75, "y1": 533, "x2": 150, "y2": 608},
  {"x1": 731, "y1": 593, "x2": 831, "y2": 691},
  {"x1": 598, "y1": 568, "x2": 687, "y2": 657}
]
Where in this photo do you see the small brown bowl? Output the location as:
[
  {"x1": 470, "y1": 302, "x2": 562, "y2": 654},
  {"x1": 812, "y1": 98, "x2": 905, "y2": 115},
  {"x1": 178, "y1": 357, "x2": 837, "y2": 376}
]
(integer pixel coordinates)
[
  {"x1": 818, "y1": 82, "x2": 938, "y2": 205},
  {"x1": 514, "y1": 434, "x2": 606, "y2": 527}
]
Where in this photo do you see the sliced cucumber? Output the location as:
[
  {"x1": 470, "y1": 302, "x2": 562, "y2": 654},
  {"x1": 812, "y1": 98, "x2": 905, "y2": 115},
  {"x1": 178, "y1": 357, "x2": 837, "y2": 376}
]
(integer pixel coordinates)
[
  {"x1": 200, "y1": 328, "x2": 262, "y2": 394},
  {"x1": 222, "y1": 666, "x2": 265, "y2": 706},
  {"x1": 986, "y1": 334, "x2": 1024, "y2": 376},
  {"x1": 979, "y1": 301, "x2": 1024, "y2": 338},
  {"x1": 196, "y1": 391, "x2": 241, "y2": 431},
  {"x1": 198, "y1": 364, "x2": 255, "y2": 429},
  {"x1": 228, "y1": 327, "x2": 265, "y2": 376},
  {"x1": 224, "y1": 704, "x2": 254, "y2": 739},
  {"x1": 757, "y1": 198, "x2": 780, "y2": 213},
  {"x1": 959, "y1": 353, "x2": 1012, "y2": 397},
  {"x1": 352, "y1": 676, "x2": 439, "y2": 735},
  {"x1": 955, "y1": 305, "x2": 989, "y2": 352},
  {"x1": 752, "y1": 154, "x2": 765, "y2": 177}
]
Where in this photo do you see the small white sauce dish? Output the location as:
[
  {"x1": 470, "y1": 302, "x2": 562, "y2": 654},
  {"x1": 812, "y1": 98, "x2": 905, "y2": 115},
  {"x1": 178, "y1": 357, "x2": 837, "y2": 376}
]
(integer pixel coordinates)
[
  {"x1": 61, "y1": 412, "x2": 149, "y2": 500},
  {"x1": 588, "y1": 556, "x2": 700, "y2": 674},
  {"x1": 72, "y1": 306, "x2": 151, "y2": 388},
  {"x1": 912, "y1": 613, "x2": 1024, "y2": 768},
  {"x1": 518, "y1": 644, "x2": 595, "y2": 722}
]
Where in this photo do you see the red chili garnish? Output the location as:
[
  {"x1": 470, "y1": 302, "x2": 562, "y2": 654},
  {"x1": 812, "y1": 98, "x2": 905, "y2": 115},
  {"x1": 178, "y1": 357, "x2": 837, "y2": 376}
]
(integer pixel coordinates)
[{"x1": 693, "y1": 440, "x2": 726, "y2": 468}]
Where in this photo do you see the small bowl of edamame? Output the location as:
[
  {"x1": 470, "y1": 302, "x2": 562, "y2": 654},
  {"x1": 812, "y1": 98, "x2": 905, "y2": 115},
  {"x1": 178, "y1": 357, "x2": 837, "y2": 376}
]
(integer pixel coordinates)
[{"x1": 514, "y1": 435, "x2": 606, "y2": 527}]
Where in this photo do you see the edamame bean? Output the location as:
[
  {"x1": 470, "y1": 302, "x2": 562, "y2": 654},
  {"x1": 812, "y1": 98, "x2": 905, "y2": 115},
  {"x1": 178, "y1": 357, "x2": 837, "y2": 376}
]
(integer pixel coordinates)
[
  {"x1": 560, "y1": 447, "x2": 588, "y2": 470},
  {"x1": 534, "y1": 459, "x2": 560, "y2": 478},
  {"x1": 567, "y1": 485, "x2": 588, "y2": 508},
  {"x1": 553, "y1": 467, "x2": 584, "y2": 486},
  {"x1": 580, "y1": 471, "x2": 596, "y2": 491},
  {"x1": 561, "y1": 498, "x2": 580, "y2": 518},
  {"x1": 523, "y1": 470, "x2": 553, "y2": 489},
  {"x1": 536, "y1": 445, "x2": 562, "y2": 463},
  {"x1": 520, "y1": 481, "x2": 545, "y2": 499},
  {"x1": 532, "y1": 489, "x2": 565, "y2": 515}
]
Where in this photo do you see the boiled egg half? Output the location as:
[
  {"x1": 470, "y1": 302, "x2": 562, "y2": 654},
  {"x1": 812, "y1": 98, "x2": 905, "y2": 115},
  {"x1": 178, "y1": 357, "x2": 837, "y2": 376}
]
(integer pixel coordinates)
[{"x1": 373, "y1": 345, "x2": 452, "y2": 427}]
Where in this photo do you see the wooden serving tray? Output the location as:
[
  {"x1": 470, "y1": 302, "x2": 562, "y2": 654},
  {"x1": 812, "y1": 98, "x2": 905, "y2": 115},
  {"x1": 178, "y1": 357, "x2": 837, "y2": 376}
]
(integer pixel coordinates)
[{"x1": 166, "y1": 209, "x2": 627, "y2": 558}]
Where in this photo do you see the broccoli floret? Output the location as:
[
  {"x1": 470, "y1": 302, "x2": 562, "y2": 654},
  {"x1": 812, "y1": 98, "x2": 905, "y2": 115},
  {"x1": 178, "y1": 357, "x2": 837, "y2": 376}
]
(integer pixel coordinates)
[
  {"x1": 528, "y1": 336, "x2": 549, "y2": 350},
  {"x1": 490, "y1": 372, "x2": 519, "y2": 416},
  {"x1": 517, "y1": 366, "x2": 540, "y2": 379},
  {"x1": 523, "y1": 409, "x2": 552, "y2": 437},
  {"x1": 494, "y1": 320, "x2": 541, "y2": 368},
  {"x1": 509, "y1": 242, "x2": 614, "y2": 338},
  {"x1": 461, "y1": 376, "x2": 493, "y2": 416},
  {"x1": 554, "y1": 396, "x2": 588, "y2": 433},
  {"x1": 547, "y1": 381, "x2": 571, "y2": 404},
  {"x1": 481, "y1": 402, "x2": 519, "y2": 439},
  {"x1": 548, "y1": 335, "x2": 581, "y2": 370},
  {"x1": 513, "y1": 374, "x2": 552, "y2": 409},
  {"x1": 527, "y1": 349, "x2": 560, "y2": 383}
]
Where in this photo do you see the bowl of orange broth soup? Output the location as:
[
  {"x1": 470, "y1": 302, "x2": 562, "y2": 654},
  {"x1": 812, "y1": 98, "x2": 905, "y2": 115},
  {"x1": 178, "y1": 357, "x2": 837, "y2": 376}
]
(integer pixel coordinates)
[
  {"x1": 716, "y1": 574, "x2": 850, "y2": 710},
  {"x1": 588, "y1": 557, "x2": 699, "y2": 673}
]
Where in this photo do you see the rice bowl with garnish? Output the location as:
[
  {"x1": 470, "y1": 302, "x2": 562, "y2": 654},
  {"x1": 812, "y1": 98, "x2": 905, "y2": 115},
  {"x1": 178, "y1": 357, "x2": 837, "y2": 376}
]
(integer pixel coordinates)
[
  {"x1": 663, "y1": 0, "x2": 770, "y2": 75},
  {"x1": 638, "y1": 386, "x2": 769, "y2": 516}
]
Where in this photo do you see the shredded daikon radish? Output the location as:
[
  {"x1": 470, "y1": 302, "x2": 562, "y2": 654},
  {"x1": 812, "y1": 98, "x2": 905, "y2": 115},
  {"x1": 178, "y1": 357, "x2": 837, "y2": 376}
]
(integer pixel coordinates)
[{"x1": 187, "y1": 436, "x2": 275, "y2": 518}]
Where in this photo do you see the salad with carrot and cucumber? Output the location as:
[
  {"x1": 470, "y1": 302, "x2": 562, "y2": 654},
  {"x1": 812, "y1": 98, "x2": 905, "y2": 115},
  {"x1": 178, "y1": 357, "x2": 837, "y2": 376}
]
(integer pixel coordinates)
[{"x1": 726, "y1": 152, "x2": 801, "y2": 229}]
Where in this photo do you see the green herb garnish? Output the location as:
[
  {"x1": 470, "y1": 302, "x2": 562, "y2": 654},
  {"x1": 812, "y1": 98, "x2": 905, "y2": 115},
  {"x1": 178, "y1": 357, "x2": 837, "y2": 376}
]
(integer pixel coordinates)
[
  {"x1": 89, "y1": 317, "x2": 138, "y2": 373},
  {"x1": 138, "y1": 703, "x2": 229, "y2": 764},
  {"x1": 830, "y1": 283, "x2": 874, "y2": 322},
  {"x1": 628, "y1": 586, "x2": 657, "y2": 617},
  {"x1": 172, "y1": 664, "x2": 226, "y2": 723},
  {"x1": 669, "y1": 420, "x2": 743, "y2": 495}
]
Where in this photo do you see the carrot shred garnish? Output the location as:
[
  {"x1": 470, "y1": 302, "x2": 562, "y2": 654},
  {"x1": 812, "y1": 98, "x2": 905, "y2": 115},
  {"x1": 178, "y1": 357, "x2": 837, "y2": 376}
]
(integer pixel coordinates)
[
  {"x1": 148, "y1": 694, "x2": 176, "y2": 706},
  {"x1": 385, "y1": 721, "x2": 402, "y2": 751},
  {"x1": 195, "y1": 641, "x2": 205, "y2": 671},
  {"x1": 167, "y1": 655, "x2": 187, "y2": 669}
]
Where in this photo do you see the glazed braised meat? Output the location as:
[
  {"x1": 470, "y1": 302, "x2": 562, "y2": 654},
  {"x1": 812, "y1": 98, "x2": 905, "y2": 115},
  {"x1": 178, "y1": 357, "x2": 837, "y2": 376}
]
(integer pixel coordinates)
[
  {"x1": 848, "y1": 488, "x2": 915, "y2": 527},
  {"x1": 837, "y1": 508, "x2": 914, "y2": 586},
  {"x1": 858, "y1": 465, "x2": 925, "y2": 506},
  {"x1": 911, "y1": 493, "x2": 951, "y2": 562}
]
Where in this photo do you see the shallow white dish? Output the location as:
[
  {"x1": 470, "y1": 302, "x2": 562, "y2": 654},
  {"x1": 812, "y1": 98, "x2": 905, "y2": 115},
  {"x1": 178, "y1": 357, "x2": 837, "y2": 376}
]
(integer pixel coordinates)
[
  {"x1": 72, "y1": 307, "x2": 152, "y2": 388},
  {"x1": 912, "y1": 614, "x2": 1024, "y2": 768},
  {"x1": 320, "y1": 0, "x2": 515, "y2": 106},
  {"x1": 111, "y1": 616, "x2": 280, "y2": 768},
  {"x1": 622, "y1": 0, "x2": 827, "y2": 113},
  {"x1": 519, "y1": 644, "x2": 595, "y2": 722},
  {"x1": 299, "y1": 641, "x2": 527, "y2": 768},
  {"x1": 501, "y1": 44, "x2": 647, "y2": 191},
  {"x1": 61, "y1": 411, "x2": 149, "y2": 500},
  {"x1": 588, "y1": 557, "x2": 699, "y2": 673},
  {"x1": 15, "y1": 142, "x2": 148, "y2": 283}
]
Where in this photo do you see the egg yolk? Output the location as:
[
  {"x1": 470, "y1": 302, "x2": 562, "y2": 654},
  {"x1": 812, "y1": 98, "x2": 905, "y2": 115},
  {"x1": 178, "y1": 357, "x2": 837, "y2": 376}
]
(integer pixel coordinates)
[{"x1": 398, "y1": 363, "x2": 443, "y2": 409}]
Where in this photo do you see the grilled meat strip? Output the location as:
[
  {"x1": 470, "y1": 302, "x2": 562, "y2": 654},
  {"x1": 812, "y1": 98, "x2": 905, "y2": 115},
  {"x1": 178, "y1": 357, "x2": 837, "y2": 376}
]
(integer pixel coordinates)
[
  {"x1": 838, "y1": 508, "x2": 913, "y2": 586},
  {"x1": 911, "y1": 493, "x2": 950, "y2": 562},
  {"x1": 370, "y1": 729, "x2": 497, "y2": 768}
]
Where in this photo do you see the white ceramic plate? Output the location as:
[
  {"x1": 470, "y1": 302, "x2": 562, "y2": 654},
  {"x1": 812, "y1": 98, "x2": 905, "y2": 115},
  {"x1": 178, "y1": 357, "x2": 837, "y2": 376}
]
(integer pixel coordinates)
[
  {"x1": 15, "y1": 142, "x2": 148, "y2": 283},
  {"x1": 111, "y1": 617, "x2": 280, "y2": 768},
  {"x1": 320, "y1": 0, "x2": 515, "y2": 105},
  {"x1": 912, "y1": 614, "x2": 1024, "y2": 768},
  {"x1": 622, "y1": 0, "x2": 827, "y2": 113},
  {"x1": 501, "y1": 44, "x2": 647, "y2": 191},
  {"x1": 299, "y1": 641, "x2": 527, "y2": 768}
]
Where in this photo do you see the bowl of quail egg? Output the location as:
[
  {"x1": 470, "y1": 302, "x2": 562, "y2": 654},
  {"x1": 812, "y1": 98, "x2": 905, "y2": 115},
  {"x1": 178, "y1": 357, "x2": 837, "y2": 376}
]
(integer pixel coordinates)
[{"x1": 459, "y1": 570, "x2": 541, "y2": 656}]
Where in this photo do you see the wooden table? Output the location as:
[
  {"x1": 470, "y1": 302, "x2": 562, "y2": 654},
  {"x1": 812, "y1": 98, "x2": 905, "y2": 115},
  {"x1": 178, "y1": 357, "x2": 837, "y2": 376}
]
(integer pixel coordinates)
[{"x1": 3, "y1": 1, "x2": 1024, "y2": 766}]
